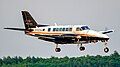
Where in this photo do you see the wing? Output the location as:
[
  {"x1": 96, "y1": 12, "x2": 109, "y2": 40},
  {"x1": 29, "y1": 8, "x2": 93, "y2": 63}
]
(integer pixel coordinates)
[
  {"x1": 34, "y1": 34, "x2": 79, "y2": 44},
  {"x1": 99, "y1": 30, "x2": 114, "y2": 34},
  {"x1": 4, "y1": 28, "x2": 25, "y2": 31}
]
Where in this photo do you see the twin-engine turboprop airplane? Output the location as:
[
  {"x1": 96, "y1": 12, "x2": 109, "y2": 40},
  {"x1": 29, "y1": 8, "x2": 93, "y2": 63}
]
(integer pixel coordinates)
[{"x1": 4, "y1": 11, "x2": 114, "y2": 53}]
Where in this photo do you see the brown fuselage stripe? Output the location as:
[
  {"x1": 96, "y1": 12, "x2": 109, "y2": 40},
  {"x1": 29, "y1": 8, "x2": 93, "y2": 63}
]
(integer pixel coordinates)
[{"x1": 28, "y1": 32, "x2": 96, "y2": 37}]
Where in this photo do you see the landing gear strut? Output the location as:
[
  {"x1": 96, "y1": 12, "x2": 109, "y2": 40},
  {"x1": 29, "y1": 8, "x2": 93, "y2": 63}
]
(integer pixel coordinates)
[
  {"x1": 55, "y1": 44, "x2": 61, "y2": 52},
  {"x1": 77, "y1": 39, "x2": 85, "y2": 51},
  {"x1": 103, "y1": 41, "x2": 109, "y2": 53}
]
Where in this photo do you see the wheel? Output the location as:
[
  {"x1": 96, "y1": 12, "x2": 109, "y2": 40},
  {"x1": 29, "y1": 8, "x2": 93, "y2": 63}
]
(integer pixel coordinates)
[
  {"x1": 80, "y1": 46, "x2": 85, "y2": 51},
  {"x1": 55, "y1": 48, "x2": 61, "y2": 52},
  {"x1": 104, "y1": 47, "x2": 109, "y2": 53}
]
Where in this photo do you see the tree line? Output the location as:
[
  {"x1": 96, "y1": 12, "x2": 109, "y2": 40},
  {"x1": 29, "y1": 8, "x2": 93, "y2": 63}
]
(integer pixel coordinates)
[{"x1": 0, "y1": 51, "x2": 120, "y2": 67}]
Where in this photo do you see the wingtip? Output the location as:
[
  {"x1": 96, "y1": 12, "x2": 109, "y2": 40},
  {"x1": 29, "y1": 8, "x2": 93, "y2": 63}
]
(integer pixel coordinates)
[
  {"x1": 108, "y1": 29, "x2": 114, "y2": 32},
  {"x1": 4, "y1": 28, "x2": 8, "y2": 29}
]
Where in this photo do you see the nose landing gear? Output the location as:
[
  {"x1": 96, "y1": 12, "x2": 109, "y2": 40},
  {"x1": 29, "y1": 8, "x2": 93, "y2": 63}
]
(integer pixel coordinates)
[
  {"x1": 104, "y1": 47, "x2": 109, "y2": 53},
  {"x1": 103, "y1": 41, "x2": 109, "y2": 53}
]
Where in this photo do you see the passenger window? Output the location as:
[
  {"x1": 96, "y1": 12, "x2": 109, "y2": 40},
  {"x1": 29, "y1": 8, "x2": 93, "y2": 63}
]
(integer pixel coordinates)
[
  {"x1": 69, "y1": 28, "x2": 72, "y2": 31},
  {"x1": 76, "y1": 27, "x2": 81, "y2": 31},
  {"x1": 62, "y1": 28, "x2": 65, "y2": 31},
  {"x1": 59, "y1": 28, "x2": 62, "y2": 31},
  {"x1": 66, "y1": 28, "x2": 68, "y2": 31},
  {"x1": 48, "y1": 28, "x2": 51, "y2": 32},
  {"x1": 53, "y1": 28, "x2": 56, "y2": 31},
  {"x1": 56, "y1": 28, "x2": 59, "y2": 31},
  {"x1": 43, "y1": 29, "x2": 45, "y2": 31}
]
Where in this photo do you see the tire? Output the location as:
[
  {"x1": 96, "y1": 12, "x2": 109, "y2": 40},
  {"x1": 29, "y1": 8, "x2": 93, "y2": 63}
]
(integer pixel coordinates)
[
  {"x1": 80, "y1": 47, "x2": 85, "y2": 51},
  {"x1": 104, "y1": 47, "x2": 109, "y2": 53},
  {"x1": 55, "y1": 48, "x2": 61, "y2": 52}
]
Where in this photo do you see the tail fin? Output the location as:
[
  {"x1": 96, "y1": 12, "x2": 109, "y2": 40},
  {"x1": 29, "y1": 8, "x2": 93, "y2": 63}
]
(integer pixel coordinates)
[
  {"x1": 4, "y1": 11, "x2": 48, "y2": 33},
  {"x1": 4, "y1": 11, "x2": 36, "y2": 33},
  {"x1": 21, "y1": 11, "x2": 38, "y2": 29}
]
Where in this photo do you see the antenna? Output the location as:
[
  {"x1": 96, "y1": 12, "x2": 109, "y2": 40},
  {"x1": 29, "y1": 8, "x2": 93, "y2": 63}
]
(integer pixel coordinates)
[{"x1": 54, "y1": 23, "x2": 57, "y2": 26}]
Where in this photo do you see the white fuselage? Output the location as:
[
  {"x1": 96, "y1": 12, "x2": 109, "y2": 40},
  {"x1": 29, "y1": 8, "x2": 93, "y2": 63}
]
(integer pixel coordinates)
[{"x1": 27, "y1": 25, "x2": 109, "y2": 44}]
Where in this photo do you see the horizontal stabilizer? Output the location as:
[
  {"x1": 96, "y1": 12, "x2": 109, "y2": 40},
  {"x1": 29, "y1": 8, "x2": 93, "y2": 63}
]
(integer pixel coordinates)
[{"x1": 4, "y1": 28, "x2": 25, "y2": 31}]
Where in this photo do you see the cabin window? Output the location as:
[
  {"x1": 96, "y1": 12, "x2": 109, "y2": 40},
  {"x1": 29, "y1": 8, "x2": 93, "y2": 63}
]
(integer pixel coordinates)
[
  {"x1": 62, "y1": 28, "x2": 65, "y2": 31},
  {"x1": 56, "y1": 28, "x2": 59, "y2": 31},
  {"x1": 43, "y1": 29, "x2": 45, "y2": 31},
  {"x1": 48, "y1": 28, "x2": 51, "y2": 32},
  {"x1": 53, "y1": 28, "x2": 56, "y2": 31},
  {"x1": 59, "y1": 28, "x2": 62, "y2": 31},
  {"x1": 76, "y1": 27, "x2": 81, "y2": 31},
  {"x1": 53, "y1": 27, "x2": 72, "y2": 31},
  {"x1": 66, "y1": 28, "x2": 69, "y2": 31},
  {"x1": 69, "y1": 28, "x2": 72, "y2": 31}
]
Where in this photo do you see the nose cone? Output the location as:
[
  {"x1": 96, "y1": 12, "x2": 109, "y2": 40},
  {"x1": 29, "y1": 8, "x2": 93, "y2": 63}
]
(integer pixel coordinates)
[{"x1": 100, "y1": 34, "x2": 109, "y2": 39}]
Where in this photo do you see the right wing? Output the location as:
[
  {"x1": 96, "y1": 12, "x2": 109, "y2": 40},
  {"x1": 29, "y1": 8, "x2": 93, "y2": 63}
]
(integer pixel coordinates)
[{"x1": 99, "y1": 30, "x2": 114, "y2": 34}]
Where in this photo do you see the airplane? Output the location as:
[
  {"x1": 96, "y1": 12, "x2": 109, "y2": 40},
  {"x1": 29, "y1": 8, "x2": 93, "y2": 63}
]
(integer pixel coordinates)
[{"x1": 4, "y1": 11, "x2": 114, "y2": 53}]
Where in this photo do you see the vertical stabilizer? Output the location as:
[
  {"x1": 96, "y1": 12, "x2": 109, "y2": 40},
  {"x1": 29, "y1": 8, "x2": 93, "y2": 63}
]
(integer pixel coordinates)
[{"x1": 21, "y1": 11, "x2": 38, "y2": 29}]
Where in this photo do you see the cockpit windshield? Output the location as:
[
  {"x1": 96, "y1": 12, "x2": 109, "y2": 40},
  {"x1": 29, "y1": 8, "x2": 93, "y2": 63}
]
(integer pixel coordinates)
[{"x1": 81, "y1": 26, "x2": 90, "y2": 30}]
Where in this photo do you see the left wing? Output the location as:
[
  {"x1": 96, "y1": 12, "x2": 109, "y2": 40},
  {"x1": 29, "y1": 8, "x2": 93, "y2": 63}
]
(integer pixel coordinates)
[{"x1": 4, "y1": 28, "x2": 25, "y2": 31}]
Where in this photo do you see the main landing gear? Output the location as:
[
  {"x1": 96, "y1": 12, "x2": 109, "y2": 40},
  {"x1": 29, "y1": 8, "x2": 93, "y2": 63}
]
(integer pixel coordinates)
[
  {"x1": 78, "y1": 44, "x2": 85, "y2": 51},
  {"x1": 77, "y1": 39, "x2": 85, "y2": 51},
  {"x1": 53, "y1": 40, "x2": 109, "y2": 53},
  {"x1": 55, "y1": 44, "x2": 61, "y2": 52},
  {"x1": 79, "y1": 46, "x2": 85, "y2": 51},
  {"x1": 104, "y1": 47, "x2": 109, "y2": 53}
]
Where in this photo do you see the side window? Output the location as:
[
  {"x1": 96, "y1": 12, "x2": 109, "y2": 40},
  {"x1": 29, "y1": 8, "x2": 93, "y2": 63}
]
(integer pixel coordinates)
[
  {"x1": 69, "y1": 28, "x2": 72, "y2": 31},
  {"x1": 48, "y1": 28, "x2": 51, "y2": 32},
  {"x1": 56, "y1": 28, "x2": 59, "y2": 31},
  {"x1": 43, "y1": 29, "x2": 45, "y2": 31},
  {"x1": 53, "y1": 28, "x2": 56, "y2": 31},
  {"x1": 66, "y1": 28, "x2": 69, "y2": 31},
  {"x1": 59, "y1": 28, "x2": 62, "y2": 31},
  {"x1": 62, "y1": 28, "x2": 65, "y2": 31},
  {"x1": 76, "y1": 27, "x2": 81, "y2": 31}
]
